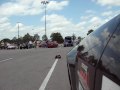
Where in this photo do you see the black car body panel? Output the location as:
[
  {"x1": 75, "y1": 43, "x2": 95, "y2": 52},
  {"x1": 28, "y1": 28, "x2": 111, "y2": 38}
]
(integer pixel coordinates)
[
  {"x1": 67, "y1": 14, "x2": 120, "y2": 90},
  {"x1": 67, "y1": 45, "x2": 78, "y2": 65}
]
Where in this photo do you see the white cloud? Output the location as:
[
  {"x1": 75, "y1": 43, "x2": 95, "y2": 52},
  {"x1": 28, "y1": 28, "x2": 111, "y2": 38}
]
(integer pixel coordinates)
[
  {"x1": 76, "y1": 21, "x2": 86, "y2": 27},
  {"x1": 88, "y1": 16, "x2": 103, "y2": 29},
  {"x1": 0, "y1": 0, "x2": 119, "y2": 40},
  {"x1": 93, "y1": 0, "x2": 120, "y2": 6},
  {"x1": 39, "y1": 13, "x2": 118, "y2": 38},
  {"x1": 79, "y1": 14, "x2": 110, "y2": 35},
  {"x1": 47, "y1": 1, "x2": 69, "y2": 11},
  {"x1": 101, "y1": 28, "x2": 110, "y2": 39},
  {"x1": 89, "y1": 17, "x2": 102, "y2": 23},
  {"x1": 0, "y1": 2, "x2": 29, "y2": 16},
  {"x1": 0, "y1": 0, "x2": 69, "y2": 39},
  {"x1": 0, "y1": 13, "x2": 117, "y2": 40},
  {"x1": 80, "y1": 15, "x2": 94, "y2": 21},
  {"x1": 0, "y1": 0, "x2": 69, "y2": 17},
  {"x1": 0, "y1": 17, "x2": 11, "y2": 31},
  {"x1": 102, "y1": 11, "x2": 113, "y2": 16},
  {"x1": 102, "y1": 10, "x2": 120, "y2": 22},
  {"x1": 0, "y1": 16, "x2": 39, "y2": 39},
  {"x1": 88, "y1": 35, "x2": 101, "y2": 47},
  {"x1": 41, "y1": 14, "x2": 69, "y2": 24},
  {"x1": 44, "y1": 11, "x2": 119, "y2": 38},
  {"x1": 0, "y1": 17, "x2": 9, "y2": 24},
  {"x1": 85, "y1": 10, "x2": 95, "y2": 14},
  {"x1": 41, "y1": 14, "x2": 93, "y2": 38},
  {"x1": 0, "y1": 11, "x2": 119, "y2": 40},
  {"x1": 108, "y1": 34, "x2": 120, "y2": 53}
]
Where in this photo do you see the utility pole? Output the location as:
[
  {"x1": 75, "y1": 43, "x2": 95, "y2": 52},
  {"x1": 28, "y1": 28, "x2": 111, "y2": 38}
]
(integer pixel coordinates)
[
  {"x1": 17, "y1": 22, "x2": 20, "y2": 49},
  {"x1": 41, "y1": 0, "x2": 49, "y2": 41}
]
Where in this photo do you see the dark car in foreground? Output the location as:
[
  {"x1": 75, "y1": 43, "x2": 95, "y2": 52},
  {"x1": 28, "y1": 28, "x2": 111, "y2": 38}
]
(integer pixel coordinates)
[{"x1": 67, "y1": 14, "x2": 120, "y2": 90}]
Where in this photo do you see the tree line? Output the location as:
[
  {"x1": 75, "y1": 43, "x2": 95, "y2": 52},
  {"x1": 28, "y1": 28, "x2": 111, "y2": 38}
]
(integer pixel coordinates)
[
  {"x1": 0, "y1": 29, "x2": 94, "y2": 44},
  {"x1": 0, "y1": 32, "x2": 64, "y2": 44},
  {"x1": 0, "y1": 33, "x2": 40, "y2": 44}
]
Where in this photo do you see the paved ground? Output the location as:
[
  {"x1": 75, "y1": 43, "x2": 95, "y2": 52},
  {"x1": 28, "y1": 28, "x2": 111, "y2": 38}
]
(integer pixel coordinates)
[{"x1": 0, "y1": 47, "x2": 72, "y2": 90}]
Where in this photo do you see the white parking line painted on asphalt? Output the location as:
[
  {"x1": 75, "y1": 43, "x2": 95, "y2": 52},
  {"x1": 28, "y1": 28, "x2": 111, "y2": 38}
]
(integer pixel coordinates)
[
  {"x1": 39, "y1": 59, "x2": 59, "y2": 90},
  {"x1": 0, "y1": 58, "x2": 13, "y2": 63}
]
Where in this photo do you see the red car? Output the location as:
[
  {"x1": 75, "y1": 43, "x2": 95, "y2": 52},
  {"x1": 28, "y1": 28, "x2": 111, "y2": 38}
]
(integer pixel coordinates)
[{"x1": 47, "y1": 41, "x2": 58, "y2": 48}]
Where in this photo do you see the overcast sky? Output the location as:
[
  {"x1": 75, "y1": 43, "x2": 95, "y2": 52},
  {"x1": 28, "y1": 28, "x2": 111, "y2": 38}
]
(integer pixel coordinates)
[{"x1": 0, "y1": 0, "x2": 120, "y2": 40}]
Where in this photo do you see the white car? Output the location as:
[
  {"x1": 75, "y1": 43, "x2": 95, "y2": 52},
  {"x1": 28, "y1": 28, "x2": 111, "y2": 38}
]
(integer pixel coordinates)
[{"x1": 7, "y1": 45, "x2": 16, "y2": 49}]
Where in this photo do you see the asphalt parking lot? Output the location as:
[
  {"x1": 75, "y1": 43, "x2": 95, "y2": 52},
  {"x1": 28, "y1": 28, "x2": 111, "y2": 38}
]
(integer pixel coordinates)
[{"x1": 0, "y1": 47, "x2": 72, "y2": 90}]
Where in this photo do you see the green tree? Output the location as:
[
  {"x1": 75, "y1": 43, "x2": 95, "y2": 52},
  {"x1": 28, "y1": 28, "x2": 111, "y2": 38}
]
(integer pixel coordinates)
[
  {"x1": 87, "y1": 29, "x2": 94, "y2": 35},
  {"x1": 50, "y1": 32, "x2": 64, "y2": 43},
  {"x1": 23, "y1": 33, "x2": 33, "y2": 42},
  {"x1": 42, "y1": 35, "x2": 48, "y2": 41},
  {"x1": 18, "y1": 37, "x2": 24, "y2": 44},
  {"x1": 11, "y1": 37, "x2": 17, "y2": 43},
  {"x1": 34, "y1": 34, "x2": 40, "y2": 41},
  {"x1": 1, "y1": 38, "x2": 11, "y2": 43},
  {"x1": 72, "y1": 33, "x2": 76, "y2": 41},
  {"x1": 15, "y1": 37, "x2": 23, "y2": 45},
  {"x1": 12, "y1": 37, "x2": 17, "y2": 40},
  {"x1": 78, "y1": 36, "x2": 81, "y2": 41}
]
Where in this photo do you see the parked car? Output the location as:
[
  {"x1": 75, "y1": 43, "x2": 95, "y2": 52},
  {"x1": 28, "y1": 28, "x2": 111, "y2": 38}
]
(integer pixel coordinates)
[
  {"x1": 47, "y1": 41, "x2": 58, "y2": 48},
  {"x1": 7, "y1": 44, "x2": 17, "y2": 49},
  {"x1": 39, "y1": 40, "x2": 58, "y2": 48},
  {"x1": 20, "y1": 43, "x2": 28, "y2": 49},
  {"x1": 67, "y1": 14, "x2": 120, "y2": 90},
  {"x1": 0, "y1": 45, "x2": 6, "y2": 49},
  {"x1": 0, "y1": 42, "x2": 7, "y2": 49},
  {"x1": 64, "y1": 36, "x2": 73, "y2": 47},
  {"x1": 28, "y1": 41, "x2": 34, "y2": 48},
  {"x1": 39, "y1": 41, "x2": 47, "y2": 48}
]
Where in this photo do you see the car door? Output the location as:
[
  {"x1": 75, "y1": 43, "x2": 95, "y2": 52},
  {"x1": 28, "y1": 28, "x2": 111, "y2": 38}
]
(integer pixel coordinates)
[
  {"x1": 94, "y1": 16, "x2": 120, "y2": 90},
  {"x1": 76, "y1": 14, "x2": 120, "y2": 90}
]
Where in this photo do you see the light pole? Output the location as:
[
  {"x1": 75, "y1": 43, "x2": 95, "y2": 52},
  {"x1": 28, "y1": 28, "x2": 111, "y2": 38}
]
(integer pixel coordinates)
[
  {"x1": 41, "y1": 0, "x2": 49, "y2": 41},
  {"x1": 17, "y1": 22, "x2": 20, "y2": 49}
]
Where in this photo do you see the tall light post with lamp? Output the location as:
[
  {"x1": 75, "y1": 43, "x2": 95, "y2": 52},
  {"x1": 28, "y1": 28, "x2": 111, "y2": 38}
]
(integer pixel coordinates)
[
  {"x1": 17, "y1": 22, "x2": 20, "y2": 49},
  {"x1": 41, "y1": 0, "x2": 49, "y2": 41}
]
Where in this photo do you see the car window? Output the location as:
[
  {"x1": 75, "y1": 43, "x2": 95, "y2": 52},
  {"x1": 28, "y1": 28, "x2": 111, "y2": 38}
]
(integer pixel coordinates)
[
  {"x1": 79, "y1": 15, "x2": 120, "y2": 67},
  {"x1": 100, "y1": 22, "x2": 120, "y2": 83}
]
